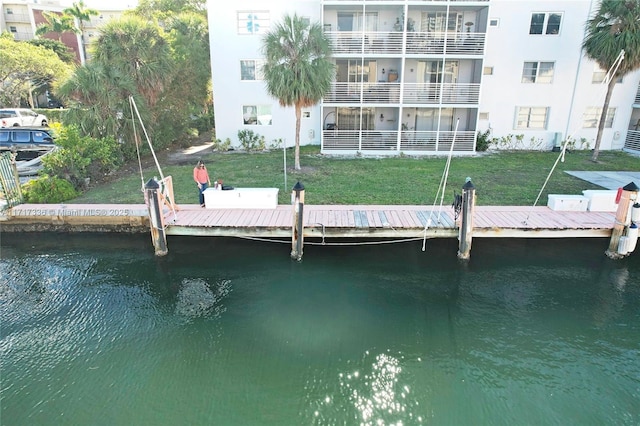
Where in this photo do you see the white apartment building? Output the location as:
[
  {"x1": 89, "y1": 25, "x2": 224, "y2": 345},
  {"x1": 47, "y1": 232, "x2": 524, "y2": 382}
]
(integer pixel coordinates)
[
  {"x1": 220, "y1": 1, "x2": 640, "y2": 156},
  {"x1": 0, "y1": 0, "x2": 126, "y2": 64}
]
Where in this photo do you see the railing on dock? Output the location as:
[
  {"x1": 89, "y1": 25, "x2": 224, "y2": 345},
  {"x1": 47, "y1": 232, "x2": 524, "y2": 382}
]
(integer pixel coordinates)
[{"x1": 0, "y1": 152, "x2": 23, "y2": 210}]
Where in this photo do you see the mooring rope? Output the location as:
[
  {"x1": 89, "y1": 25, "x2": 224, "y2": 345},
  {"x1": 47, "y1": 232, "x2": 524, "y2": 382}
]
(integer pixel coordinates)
[
  {"x1": 236, "y1": 235, "x2": 426, "y2": 246},
  {"x1": 422, "y1": 118, "x2": 459, "y2": 251},
  {"x1": 130, "y1": 98, "x2": 145, "y2": 194}
]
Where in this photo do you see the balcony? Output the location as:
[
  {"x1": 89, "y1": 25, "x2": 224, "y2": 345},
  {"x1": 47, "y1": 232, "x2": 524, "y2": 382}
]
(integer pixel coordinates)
[
  {"x1": 326, "y1": 30, "x2": 485, "y2": 56},
  {"x1": 4, "y1": 13, "x2": 30, "y2": 23},
  {"x1": 624, "y1": 130, "x2": 640, "y2": 152},
  {"x1": 327, "y1": 31, "x2": 403, "y2": 54},
  {"x1": 322, "y1": 130, "x2": 476, "y2": 153},
  {"x1": 323, "y1": 0, "x2": 489, "y2": 2},
  {"x1": 406, "y1": 32, "x2": 485, "y2": 55},
  {"x1": 325, "y1": 82, "x2": 401, "y2": 104},
  {"x1": 325, "y1": 82, "x2": 479, "y2": 105},
  {"x1": 403, "y1": 83, "x2": 480, "y2": 104}
]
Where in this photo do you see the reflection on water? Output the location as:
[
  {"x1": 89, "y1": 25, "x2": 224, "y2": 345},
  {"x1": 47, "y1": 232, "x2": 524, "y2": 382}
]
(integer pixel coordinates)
[{"x1": 1, "y1": 234, "x2": 639, "y2": 425}]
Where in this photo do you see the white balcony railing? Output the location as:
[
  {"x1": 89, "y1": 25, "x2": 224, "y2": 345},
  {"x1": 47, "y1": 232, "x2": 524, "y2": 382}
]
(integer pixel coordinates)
[
  {"x1": 326, "y1": 82, "x2": 479, "y2": 104},
  {"x1": 324, "y1": 0, "x2": 489, "y2": 2},
  {"x1": 406, "y1": 32, "x2": 485, "y2": 55},
  {"x1": 624, "y1": 130, "x2": 640, "y2": 152},
  {"x1": 401, "y1": 130, "x2": 475, "y2": 151},
  {"x1": 325, "y1": 82, "x2": 402, "y2": 103},
  {"x1": 322, "y1": 130, "x2": 476, "y2": 153},
  {"x1": 402, "y1": 83, "x2": 480, "y2": 104},
  {"x1": 4, "y1": 13, "x2": 31, "y2": 23},
  {"x1": 326, "y1": 31, "x2": 485, "y2": 55}
]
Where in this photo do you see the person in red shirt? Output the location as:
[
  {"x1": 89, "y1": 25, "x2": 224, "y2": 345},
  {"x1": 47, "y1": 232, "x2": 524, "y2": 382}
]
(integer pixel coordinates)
[{"x1": 193, "y1": 160, "x2": 211, "y2": 207}]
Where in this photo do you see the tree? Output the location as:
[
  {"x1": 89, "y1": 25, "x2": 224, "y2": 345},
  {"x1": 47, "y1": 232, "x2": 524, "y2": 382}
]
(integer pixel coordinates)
[
  {"x1": 134, "y1": 0, "x2": 206, "y2": 20},
  {"x1": 0, "y1": 32, "x2": 73, "y2": 107},
  {"x1": 35, "y1": 11, "x2": 79, "y2": 42},
  {"x1": 57, "y1": 62, "x2": 140, "y2": 142},
  {"x1": 92, "y1": 17, "x2": 173, "y2": 110},
  {"x1": 582, "y1": 0, "x2": 640, "y2": 162},
  {"x1": 262, "y1": 14, "x2": 334, "y2": 170},
  {"x1": 59, "y1": 17, "x2": 175, "y2": 156},
  {"x1": 63, "y1": 1, "x2": 99, "y2": 61},
  {"x1": 27, "y1": 38, "x2": 76, "y2": 64}
]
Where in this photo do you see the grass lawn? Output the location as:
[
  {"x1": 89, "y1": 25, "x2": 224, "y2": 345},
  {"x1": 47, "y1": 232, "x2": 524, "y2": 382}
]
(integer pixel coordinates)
[{"x1": 71, "y1": 145, "x2": 639, "y2": 206}]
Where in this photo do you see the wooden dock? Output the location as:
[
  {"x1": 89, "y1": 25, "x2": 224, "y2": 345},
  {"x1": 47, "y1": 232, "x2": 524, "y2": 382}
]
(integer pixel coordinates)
[{"x1": 2, "y1": 203, "x2": 616, "y2": 239}]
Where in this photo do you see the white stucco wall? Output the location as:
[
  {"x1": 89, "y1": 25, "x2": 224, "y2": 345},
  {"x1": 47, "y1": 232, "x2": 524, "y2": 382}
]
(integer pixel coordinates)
[
  {"x1": 481, "y1": 0, "x2": 640, "y2": 150},
  {"x1": 208, "y1": 0, "x2": 322, "y2": 148}
]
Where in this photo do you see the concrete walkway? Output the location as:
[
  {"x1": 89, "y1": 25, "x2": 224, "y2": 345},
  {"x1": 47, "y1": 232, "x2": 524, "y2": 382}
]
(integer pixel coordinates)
[{"x1": 565, "y1": 171, "x2": 640, "y2": 190}]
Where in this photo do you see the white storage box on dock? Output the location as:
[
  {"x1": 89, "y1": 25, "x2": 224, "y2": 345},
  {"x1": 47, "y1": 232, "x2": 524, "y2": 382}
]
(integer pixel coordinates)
[
  {"x1": 581, "y1": 190, "x2": 618, "y2": 212},
  {"x1": 547, "y1": 194, "x2": 588, "y2": 211},
  {"x1": 204, "y1": 187, "x2": 279, "y2": 209}
]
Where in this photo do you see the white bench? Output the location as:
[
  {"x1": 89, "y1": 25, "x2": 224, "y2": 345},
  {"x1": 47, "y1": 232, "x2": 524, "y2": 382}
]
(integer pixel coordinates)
[{"x1": 204, "y1": 187, "x2": 279, "y2": 209}]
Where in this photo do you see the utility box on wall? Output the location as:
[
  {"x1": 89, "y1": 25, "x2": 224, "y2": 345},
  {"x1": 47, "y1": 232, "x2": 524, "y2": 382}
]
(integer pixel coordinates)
[{"x1": 547, "y1": 194, "x2": 589, "y2": 211}]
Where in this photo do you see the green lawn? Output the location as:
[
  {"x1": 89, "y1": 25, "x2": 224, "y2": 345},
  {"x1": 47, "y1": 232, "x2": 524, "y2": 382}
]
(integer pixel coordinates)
[{"x1": 71, "y1": 146, "x2": 639, "y2": 206}]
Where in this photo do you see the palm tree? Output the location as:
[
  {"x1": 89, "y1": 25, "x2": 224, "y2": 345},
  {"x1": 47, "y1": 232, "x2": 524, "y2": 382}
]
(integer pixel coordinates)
[
  {"x1": 64, "y1": 1, "x2": 99, "y2": 62},
  {"x1": 92, "y1": 17, "x2": 173, "y2": 109},
  {"x1": 35, "y1": 11, "x2": 79, "y2": 42},
  {"x1": 262, "y1": 14, "x2": 334, "y2": 170},
  {"x1": 582, "y1": 0, "x2": 640, "y2": 162}
]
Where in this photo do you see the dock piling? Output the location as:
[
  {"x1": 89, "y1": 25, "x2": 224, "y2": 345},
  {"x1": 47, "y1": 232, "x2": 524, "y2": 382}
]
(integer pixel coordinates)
[
  {"x1": 458, "y1": 178, "x2": 476, "y2": 260},
  {"x1": 145, "y1": 178, "x2": 168, "y2": 256},
  {"x1": 291, "y1": 181, "x2": 305, "y2": 261},
  {"x1": 606, "y1": 182, "x2": 639, "y2": 259}
]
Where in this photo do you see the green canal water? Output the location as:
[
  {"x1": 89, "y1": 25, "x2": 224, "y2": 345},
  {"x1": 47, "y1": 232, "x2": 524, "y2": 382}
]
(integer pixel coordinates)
[{"x1": 1, "y1": 233, "x2": 639, "y2": 425}]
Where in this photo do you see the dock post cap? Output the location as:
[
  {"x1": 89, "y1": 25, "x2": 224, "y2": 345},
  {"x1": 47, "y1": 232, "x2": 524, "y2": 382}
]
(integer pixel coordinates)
[
  {"x1": 623, "y1": 182, "x2": 639, "y2": 192},
  {"x1": 145, "y1": 178, "x2": 159, "y2": 189},
  {"x1": 463, "y1": 178, "x2": 475, "y2": 190},
  {"x1": 293, "y1": 181, "x2": 305, "y2": 192}
]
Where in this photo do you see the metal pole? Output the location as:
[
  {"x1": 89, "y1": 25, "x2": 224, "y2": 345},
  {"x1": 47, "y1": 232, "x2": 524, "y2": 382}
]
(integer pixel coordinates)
[
  {"x1": 458, "y1": 178, "x2": 475, "y2": 260},
  {"x1": 283, "y1": 138, "x2": 287, "y2": 191},
  {"x1": 291, "y1": 181, "x2": 305, "y2": 261},
  {"x1": 145, "y1": 178, "x2": 168, "y2": 256}
]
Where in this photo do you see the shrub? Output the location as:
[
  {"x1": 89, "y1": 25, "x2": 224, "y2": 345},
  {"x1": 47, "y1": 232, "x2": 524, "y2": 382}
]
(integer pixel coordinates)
[
  {"x1": 42, "y1": 125, "x2": 123, "y2": 189},
  {"x1": 213, "y1": 138, "x2": 232, "y2": 151},
  {"x1": 237, "y1": 129, "x2": 266, "y2": 151},
  {"x1": 22, "y1": 176, "x2": 78, "y2": 203},
  {"x1": 269, "y1": 138, "x2": 284, "y2": 149},
  {"x1": 476, "y1": 129, "x2": 492, "y2": 152}
]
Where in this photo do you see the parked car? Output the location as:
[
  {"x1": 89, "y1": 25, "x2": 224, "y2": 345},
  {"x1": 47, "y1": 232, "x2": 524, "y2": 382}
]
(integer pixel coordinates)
[
  {"x1": 0, "y1": 108, "x2": 49, "y2": 128},
  {"x1": 0, "y1": 127, "x2": 55, "y2": 161}
]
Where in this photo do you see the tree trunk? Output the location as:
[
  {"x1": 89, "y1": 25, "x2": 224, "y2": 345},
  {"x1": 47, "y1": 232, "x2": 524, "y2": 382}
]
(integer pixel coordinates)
[
  {"x1": 591, "y1": 76, "x2": 617, "y2": 162},
  {"x1": 294, "y1": 103, "x2": 301, "y2": 170}
]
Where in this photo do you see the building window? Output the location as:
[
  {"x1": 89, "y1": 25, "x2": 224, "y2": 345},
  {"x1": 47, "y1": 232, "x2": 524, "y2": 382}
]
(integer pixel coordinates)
[
  {"x1": 516, "y1": 107, "x2": 549, "y2": 129},
  {"x1": 240, "y1": 60, "x2": 264, "y2": 81},
  {"x1": 6, "y1": 8, "x2": 13, "y2": 14},
  {"x1": 483, "y1": 66, "x2": 494, "y2": 75},
  {"x1": 9, "y1": 26, "x2": 17, "y2": 33},
  {"x1": 522, "y1": 61, "x2": 554, "y2": 83},
  {"x1": 243, "y1": 105, "x2": 272, "y2": 125},
  {"x1": 592, "y1": 65, "x2": 623, "y2": 84},
  {"x1": 237, "y1": 11, "x2": 269, "y2": 35},
  {"x1": 489, "y1": 18, "x2": 499, "y2": 27},
  {"x1": 529, "y1": 13, "x2": 562, "y2": 35},
  {"x1": 583, "y1": 107, "x2": 616, "y2": 128}
]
